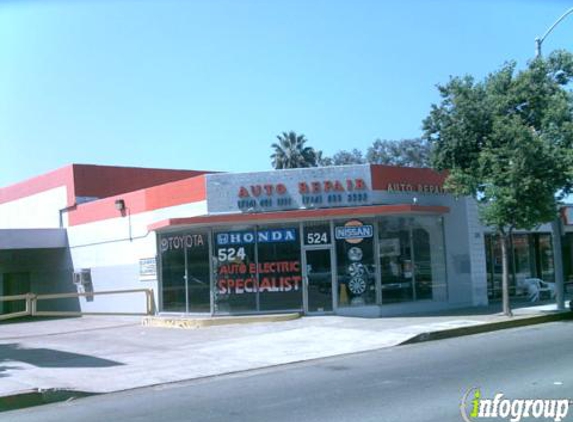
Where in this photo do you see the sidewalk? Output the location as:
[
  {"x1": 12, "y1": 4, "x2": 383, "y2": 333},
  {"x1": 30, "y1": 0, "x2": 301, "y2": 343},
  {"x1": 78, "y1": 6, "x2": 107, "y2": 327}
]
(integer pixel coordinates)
[{"x1": 0, "y1": 302, "x2": 571, "y2": 406}]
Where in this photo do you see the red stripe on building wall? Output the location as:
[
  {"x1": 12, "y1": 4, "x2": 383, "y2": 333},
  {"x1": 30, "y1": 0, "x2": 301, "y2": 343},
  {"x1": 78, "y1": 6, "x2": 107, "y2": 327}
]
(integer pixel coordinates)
[
  {"x1": 68, "y1": 175, "x2": 207, "y2": 226},
  {"x1": 370, "y1": 165, "x2": 447, "y2": 191},
  {"x1": 149, "y1": 204, "x2": 449, "y2": 231},
  {"x1": 0, "y1": 166, "x2": 76, "y2": 206},
  {"x1": 0, "y1": 164, "x2": 213, "y2": 208}
]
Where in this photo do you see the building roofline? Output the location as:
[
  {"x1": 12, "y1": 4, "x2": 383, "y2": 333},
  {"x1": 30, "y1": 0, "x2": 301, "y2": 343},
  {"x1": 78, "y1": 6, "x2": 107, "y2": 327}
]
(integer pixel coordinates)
[{"x1": 0, "y1": 163, "x2": 214, "y2": 206}]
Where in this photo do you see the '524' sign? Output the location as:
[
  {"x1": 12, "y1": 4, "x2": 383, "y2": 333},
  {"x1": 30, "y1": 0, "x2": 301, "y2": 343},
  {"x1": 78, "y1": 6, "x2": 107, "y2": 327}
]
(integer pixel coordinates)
[{"x1": 304, "y1": 229, "x2": 330, "y2": 245}]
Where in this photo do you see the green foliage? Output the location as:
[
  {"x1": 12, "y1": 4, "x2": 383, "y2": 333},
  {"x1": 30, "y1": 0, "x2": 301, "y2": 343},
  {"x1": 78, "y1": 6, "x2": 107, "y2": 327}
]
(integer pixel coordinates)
[
  {"x1": 423, "y1": 50, "x2": 573, "y2": 232},
  {"x1": 270, "y1": 131, "x2": 318, "y2": 169},
  {"x1": 366, "y1": 138, "x2": 431, "y2": 167},
  {"x1": 320, "y1": 138, "x2": 431, "y2": 167},
  {"x1": 314, "y1": 150, "x2": 333, "y2": 166},
  {"x1": 331, "y1": 149, "x2": 366, "y2": 165}
]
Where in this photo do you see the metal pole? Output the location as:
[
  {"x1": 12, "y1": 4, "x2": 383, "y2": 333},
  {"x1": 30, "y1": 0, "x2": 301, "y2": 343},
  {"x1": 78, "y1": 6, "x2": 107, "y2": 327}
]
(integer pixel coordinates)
[
  {"x1": 535, "y1": 38, "x2": 542, "y2": 59},
  {"x1": 552, "y1": 219, "x2": 565, "y2": 310},
  {"x1": 533, "y1": 8, "x2": 571, "y2": 310},
  {"x1": 535, "y1": 7, "x2": 573, "y2": 58}
]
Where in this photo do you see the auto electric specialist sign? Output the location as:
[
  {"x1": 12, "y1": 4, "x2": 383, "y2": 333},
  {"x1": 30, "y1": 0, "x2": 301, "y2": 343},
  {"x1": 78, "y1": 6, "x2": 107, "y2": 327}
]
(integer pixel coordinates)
[{"x1": 214, "y1": 228, "x2": 302, "y2": 295}]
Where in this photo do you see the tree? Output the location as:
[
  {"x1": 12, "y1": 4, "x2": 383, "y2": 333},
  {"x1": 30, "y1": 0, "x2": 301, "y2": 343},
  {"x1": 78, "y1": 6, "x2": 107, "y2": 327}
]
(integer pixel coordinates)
[
  {"x1": 315, "y1": 150, "x2": 333, "y2": 166},
  {"x1": 331, "y1": 148, "x2": 366, "y2": 165},
  {"x1": 366, "y1": 138, "x2": 431, "y2": 167},
  {"x1": 270, "y1": 131, "x2": 318, "y2": 169},
  {"x1": 423, "y1": 50, "x2": 573, "y2": 316},
  {"x1": 318, "y1": 139, "x2": 432, "y2": 167}
]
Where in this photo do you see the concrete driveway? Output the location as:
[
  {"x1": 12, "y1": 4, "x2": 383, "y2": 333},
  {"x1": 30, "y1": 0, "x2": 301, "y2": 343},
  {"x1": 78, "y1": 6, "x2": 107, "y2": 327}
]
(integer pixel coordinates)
[{"x1": 0, "y1": 302, "x2": 569, "y2": 400}]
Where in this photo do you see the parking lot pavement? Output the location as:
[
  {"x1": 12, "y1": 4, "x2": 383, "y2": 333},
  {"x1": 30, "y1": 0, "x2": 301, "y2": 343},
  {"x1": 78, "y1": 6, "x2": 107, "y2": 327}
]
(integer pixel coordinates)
[{"x1": 0, "y1": 302, "x2": 570, "y2": 401}]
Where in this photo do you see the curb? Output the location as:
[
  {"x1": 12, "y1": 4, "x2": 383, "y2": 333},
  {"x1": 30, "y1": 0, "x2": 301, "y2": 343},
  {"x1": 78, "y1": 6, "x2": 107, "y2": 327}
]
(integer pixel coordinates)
[
  {"x1": 141, "y1": 312, "x2": 301, "y2": 329},
  {"x1": 400, "y1": 311, "x2": 573, "y2": 345},
  {"x1": 2, "y1": 312, "x2": 570, "y2": 413}
]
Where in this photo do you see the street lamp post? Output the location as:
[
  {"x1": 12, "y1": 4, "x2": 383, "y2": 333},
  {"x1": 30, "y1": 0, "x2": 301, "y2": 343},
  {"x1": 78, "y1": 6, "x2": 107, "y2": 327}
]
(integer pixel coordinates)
[
  {"x1": 535, "y1": 7, "x2": 573, "y2": 58},
  {"x1": 534, "y1": 8, "x2": 572, "y2": 310}
]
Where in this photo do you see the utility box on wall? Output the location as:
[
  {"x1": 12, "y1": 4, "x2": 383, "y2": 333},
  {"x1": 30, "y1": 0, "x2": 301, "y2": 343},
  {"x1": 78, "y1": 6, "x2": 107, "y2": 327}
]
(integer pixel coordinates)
[{"x1": 73, "y1": 268, "x2": 94, "y2": 301}]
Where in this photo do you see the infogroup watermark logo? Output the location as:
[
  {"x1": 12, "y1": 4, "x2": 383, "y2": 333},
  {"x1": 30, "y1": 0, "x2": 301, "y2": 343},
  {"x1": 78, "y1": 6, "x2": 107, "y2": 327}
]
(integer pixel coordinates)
[{"x1": 460, "y1": 388, "x2": 571, "y2": 422}]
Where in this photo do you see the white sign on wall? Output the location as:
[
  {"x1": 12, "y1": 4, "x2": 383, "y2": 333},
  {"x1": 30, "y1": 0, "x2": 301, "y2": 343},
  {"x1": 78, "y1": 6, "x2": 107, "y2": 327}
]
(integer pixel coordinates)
[
  {"x1": 139, "y1": 257, "x2": 157, "y2": 281},
  {"x1": 206, "y1": 165, "x2": 373, "y2": 214}
]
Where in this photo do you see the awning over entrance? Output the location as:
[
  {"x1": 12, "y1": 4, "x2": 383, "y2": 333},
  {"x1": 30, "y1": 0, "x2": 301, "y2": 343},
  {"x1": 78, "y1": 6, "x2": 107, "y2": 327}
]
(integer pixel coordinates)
[
  {"x1": 0, "y1": 229, "x2": 68, "y2": 250},
  {"x1": 149, "y1": 204, "x2": 449, "y2": 232}
]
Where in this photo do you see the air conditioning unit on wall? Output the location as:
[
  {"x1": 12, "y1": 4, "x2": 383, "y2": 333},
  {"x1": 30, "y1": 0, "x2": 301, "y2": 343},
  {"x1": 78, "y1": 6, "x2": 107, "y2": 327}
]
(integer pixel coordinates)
[
  {"x1": 72, "y1": 269, "x2": 95, "y2": 302},
  {"x1": 73, "y1": 269, "x2": 92, "y2": 286}
]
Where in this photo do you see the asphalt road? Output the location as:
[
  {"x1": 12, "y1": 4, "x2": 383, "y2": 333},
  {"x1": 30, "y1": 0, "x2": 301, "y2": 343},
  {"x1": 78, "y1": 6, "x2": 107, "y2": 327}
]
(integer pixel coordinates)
[{"x1": 5, "y1": 321, "x2": 573, "y2": 422}]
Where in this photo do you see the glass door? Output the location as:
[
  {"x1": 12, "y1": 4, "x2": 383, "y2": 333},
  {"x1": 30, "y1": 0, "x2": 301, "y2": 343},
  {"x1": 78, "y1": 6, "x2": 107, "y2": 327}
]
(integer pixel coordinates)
[
  {"x1": 160, "y1": 231, "x2": 210, "y2": 313},
  {"x1": 305, "y1": 249, "x2": 333, "y2": 313}
]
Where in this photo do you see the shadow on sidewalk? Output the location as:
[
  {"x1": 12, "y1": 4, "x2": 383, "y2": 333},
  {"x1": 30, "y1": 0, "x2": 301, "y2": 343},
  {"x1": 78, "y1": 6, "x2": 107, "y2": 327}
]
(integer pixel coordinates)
[{"x1": 0, "y1": 343, "x2": 123, "y2": 374}]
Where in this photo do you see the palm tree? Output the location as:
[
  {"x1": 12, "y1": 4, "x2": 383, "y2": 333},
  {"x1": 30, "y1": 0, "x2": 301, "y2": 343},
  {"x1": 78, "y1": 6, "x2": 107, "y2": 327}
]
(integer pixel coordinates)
[{"x1": 270, "y1": 131, "x2": 318, "y2": 169}]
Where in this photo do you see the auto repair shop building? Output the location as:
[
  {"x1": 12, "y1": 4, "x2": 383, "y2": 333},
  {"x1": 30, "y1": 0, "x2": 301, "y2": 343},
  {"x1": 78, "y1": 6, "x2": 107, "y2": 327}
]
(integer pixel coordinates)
[{"x1": 0, "y1": 163, "x2": 562, "y2": 317}]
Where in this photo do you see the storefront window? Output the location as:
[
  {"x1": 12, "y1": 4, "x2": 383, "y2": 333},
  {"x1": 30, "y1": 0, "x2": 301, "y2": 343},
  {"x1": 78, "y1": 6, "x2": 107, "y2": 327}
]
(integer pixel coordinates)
[
  {"x1": 379, "y1": 226, "x2": 412, "y2": 303},
  {"x1": 303, "y1": 222, "x2": 334, "y2": 313},
  {"x1": 538, "y1": 234, "x2": 555, "y2": 282},
  {"x1": 213, "y1": 225, "x2": 304, "y2": 313},
  {"x1": 159, "y1": 231, "x2": 209, "y2": 312},
  {"x1": 335, "y1": 219, "x2": 376, "y2": 307},
  {"x1": 161, "y1": 244, "x2": 186, "y2": 312},
  {"x1": 186, "y1": 231, "x2": 211, "y2": 313},
  {"x1": 485, "y1": 233, "x2": 555, "y2": 298},
  {"x1": 159, "y1": 215, "x2": 450, "y2": 314},
  {"x1": 485, "y1": 234, "x2": 503, "y2": 298},
  {"x1": 412, "y1": 228, "x2": 432, "y2": 300},
  {"x1": 378, "y1": 216, "x2": 447, "y2": 304},
  {"x1": 512, "y1": 234, "x2": 534, "y2": 291},
  {"x1": 213, "y1": 226, "x2": 258, "y2": 314},
  {"x1": 257, "y1": 225, "x2": 302, "y2": 311}
]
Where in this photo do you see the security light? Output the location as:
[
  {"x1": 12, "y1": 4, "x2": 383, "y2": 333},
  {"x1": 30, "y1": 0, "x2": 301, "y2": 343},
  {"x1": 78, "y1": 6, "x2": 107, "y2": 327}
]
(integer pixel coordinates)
[{"x1": 115, "y1": 199, "x2": 126, "y2": 211}]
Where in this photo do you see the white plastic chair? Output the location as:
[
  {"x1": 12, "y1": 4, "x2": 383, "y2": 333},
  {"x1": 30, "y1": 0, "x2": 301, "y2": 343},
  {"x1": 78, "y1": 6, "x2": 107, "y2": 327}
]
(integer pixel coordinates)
[{"x1": 522, "y1": 278, "x2": 556, "y2": 302}]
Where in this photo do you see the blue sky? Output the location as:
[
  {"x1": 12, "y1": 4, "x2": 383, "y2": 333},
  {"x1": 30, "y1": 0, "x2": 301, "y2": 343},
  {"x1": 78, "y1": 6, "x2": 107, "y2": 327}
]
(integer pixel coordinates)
[{"x1": 1, "y1": 0, "x2": 573, "y2": 186}]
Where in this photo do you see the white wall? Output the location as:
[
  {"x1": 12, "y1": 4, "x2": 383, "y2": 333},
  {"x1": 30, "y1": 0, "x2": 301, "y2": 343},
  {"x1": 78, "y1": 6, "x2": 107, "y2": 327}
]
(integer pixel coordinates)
[
  {"x1": 65, "y1": 200, "x2": 208, "y2": 313},
  {"x1": 465, "y1": 200, "x2": 489, "y2": 305},
  {"x1": 0, "y1": 186, "x2": 68, "y2": 229}
]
